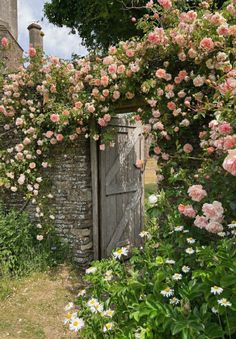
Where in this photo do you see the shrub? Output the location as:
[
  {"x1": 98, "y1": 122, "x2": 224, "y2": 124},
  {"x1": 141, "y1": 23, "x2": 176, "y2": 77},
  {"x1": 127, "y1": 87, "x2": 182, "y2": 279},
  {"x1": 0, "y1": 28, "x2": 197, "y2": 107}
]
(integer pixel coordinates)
[{"x1": 0, "y1": 206, "x2": 68, "y2": 277}]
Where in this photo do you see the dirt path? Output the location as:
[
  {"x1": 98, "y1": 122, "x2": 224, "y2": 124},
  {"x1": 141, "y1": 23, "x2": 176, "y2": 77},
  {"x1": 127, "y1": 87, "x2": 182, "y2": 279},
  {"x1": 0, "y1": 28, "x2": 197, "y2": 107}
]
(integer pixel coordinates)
[{"x1": 0, "y1": 266, "x2": 81, "y2": 339}]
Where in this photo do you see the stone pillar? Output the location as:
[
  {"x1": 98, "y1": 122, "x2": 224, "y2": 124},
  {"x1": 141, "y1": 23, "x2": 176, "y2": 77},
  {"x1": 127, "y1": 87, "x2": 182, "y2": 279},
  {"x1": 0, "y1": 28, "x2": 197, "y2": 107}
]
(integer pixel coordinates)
[
  {"x1": 27, "y1": 23, "x2": 44, "y2": 50},
  {"x1": 0, "y1": 0, "x2": 18, "y2": 40}
]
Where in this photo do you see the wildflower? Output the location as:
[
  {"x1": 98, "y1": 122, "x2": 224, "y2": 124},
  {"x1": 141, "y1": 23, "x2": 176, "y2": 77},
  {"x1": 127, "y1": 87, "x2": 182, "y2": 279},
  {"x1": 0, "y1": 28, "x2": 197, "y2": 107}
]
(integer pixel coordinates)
[
  {"x1": 228, "y1": 221, "x2": 236, "y2": 228},
  {"x1": 64, "y1": 312, "x2": 77, "y2": 324},
  {"x1": 85, "y1": 266, "x2": 97, "y2": 274},
  {"x1": 139, "y1": 231, "x2": 152, "y2": 239},
  {"x1": 174, "y1": 226, "x2": 184, "y2": 232},
  {"x1": 211, "y1": 307, "x2": 218, "y2": 314},
  {"x1": 170, "y1": 297, "x2": 180, "y2": 305},
  {"x1": 64, "y1": 302, "x2": 74, "y2": 311},
  {"x1": 211, "y1": 286, "x2": 223, "y2": 295},
  {"x1": 113, "y1": 247, "x2": 128, "y2": 259},
  {"x1": 148, "y1": 194, "x2": 158, "y2": 204},
  {"x1": 172, "y1": 273, "x2": 182, "y2": 281},
  {"x1": 186, "y1": 237, "x2": 195, "y2": 244},
  {"x1": 90, "y1": 303, "x2": 104, "y2": 314},
  {"x1": 160, "y1": 287, "x2": 174, "y2": 297},
  {"x1": 185, "y1": 248, "x2": 195, "y2": 254},
  {"x1": 36, "y1": 235, "x2": 43, "y2": 241},
  {"x1": 182, "y1": 266, "x2": 190, "y2": 273},
  {"x1": 77, "y1": 289, "x2": 86, "y2": 297},
  {"x1": 103, "y1": 322, "x2": 114, "y2": 332},
  {"x1": 217, "y1": 298, "x2": 232, "y2": 307},
  {"x1": 102, "y1": 309, "x2": 114, "y2": 318},
  {"x1": 166, "y1": 259, "x2": 175, "y2": 264},
  {"x1": 218, "y1": 232, "x2": 226, "y2": 237},
  {"x1": 69, "y1": 317, "x2": 85, "y2": 332}
]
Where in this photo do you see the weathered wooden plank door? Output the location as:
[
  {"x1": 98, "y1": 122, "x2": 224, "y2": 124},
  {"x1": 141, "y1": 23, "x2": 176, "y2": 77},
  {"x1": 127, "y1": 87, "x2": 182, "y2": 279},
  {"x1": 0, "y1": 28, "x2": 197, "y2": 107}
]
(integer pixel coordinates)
[{"x1": 99, "y1": 115, "x2": 144, "y2": 258}]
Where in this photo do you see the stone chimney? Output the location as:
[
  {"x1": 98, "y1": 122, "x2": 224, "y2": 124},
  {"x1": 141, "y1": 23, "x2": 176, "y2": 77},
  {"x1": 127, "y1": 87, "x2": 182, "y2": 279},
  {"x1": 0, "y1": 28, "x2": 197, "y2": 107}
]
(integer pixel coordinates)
[
  {"x1": 27, "y1": 23, "x2": 44, "y2": 50},
  {"x1": 0, "y1": 0, "x2": 18, "y2": 40}
]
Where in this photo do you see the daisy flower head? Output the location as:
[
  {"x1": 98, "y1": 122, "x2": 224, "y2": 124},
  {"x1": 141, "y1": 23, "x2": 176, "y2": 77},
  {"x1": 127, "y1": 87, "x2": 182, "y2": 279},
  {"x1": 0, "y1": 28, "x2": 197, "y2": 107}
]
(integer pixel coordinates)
[
  {"x1": 103, "y1": 322, "x2": 114, "y2": 332},
  {"x1": 160, "y1": 287, "x2": 174, "y2": 297},
  {"x1": 85, "y1": 266, "x2": 97, "y2": 274},
  {"x1": 166, "y1": 259, "x2": 176, "y2": 264},
  {"x1": 139, "y1": 231, "x2": 152, "y2": 239},
  {"x1": 186, "y1": 237, "x2": 195, "y2": 244},
  {"x1": 182, "y1": 265, "x2": 190, "y2": 273},
  {"x1": 102, "y1": 309, "x2": 114, "y2": 318},
  {"x1": 217, "y1": 298, "x2": 232, "y2": 307},
  {"x1": 211, "y1": 286, "x2": 223, "y2": 295},
  {"x1": 218, "y1": 232, "x2": 226, "y2": 237},
  {"x1": 91, "y1": 302, "x2": 104, "y2": 314},
  {"x1": 69, "y1": 317, "x2": 85, "y2": 332},
  {"x1": 174, "y1": 226, "x2": 184, "y2": 232},
  {"x1": 170, "y1": 297, "x2": 180, "y2": 305},
  {"x1": 211, "y1": 307, "x2": 218, "y2": 314},
  {"x1": 64, "y1": 312, "x2": 77, "y2": 325},
  {"x1": 87, "y1": 298, "x2": 99, "y2": 308},
  {"x1": 113, "y1": 247, "x2": 128, "y2": 259},
  {"x1": 172, "y1": 273, "x2": 182, "y2": 281},
  {"x1": 77, "y1": 289, "x2": 86, "y2": 297},
  {"x1": 185, "y1": 247, "x2": 195, "y2": 254},
  {"x1": 64, "y1": 302, "x2": 74, "y2": 311},
  {"x1": 228, "y1": 221, "x2": 236, "y2": 229}
]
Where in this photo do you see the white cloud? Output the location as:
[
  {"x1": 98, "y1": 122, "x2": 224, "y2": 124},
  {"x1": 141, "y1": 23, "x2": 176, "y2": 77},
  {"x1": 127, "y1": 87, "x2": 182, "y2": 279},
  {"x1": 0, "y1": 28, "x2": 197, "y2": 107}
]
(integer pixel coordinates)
[{"x1": 17, "y1": 0, "x2": 87, "y2": 59}]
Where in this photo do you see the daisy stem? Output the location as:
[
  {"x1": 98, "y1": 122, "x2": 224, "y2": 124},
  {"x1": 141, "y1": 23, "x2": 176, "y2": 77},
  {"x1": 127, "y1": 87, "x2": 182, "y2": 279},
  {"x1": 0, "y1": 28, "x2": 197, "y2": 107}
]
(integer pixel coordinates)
[
  {"x1": 225, "y1": 311, "x2": 232, "y2": 339},
  {"x1": 217, "y1": 313, "x2": 225, "y2": 339}
]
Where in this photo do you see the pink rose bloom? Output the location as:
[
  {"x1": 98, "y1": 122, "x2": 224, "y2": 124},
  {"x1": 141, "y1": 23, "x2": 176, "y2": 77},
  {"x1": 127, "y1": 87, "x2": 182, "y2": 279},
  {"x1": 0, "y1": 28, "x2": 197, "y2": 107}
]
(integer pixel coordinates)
[
  {"x1": 155, "y1": 68, "x2": 167, "y2": 79},
  {"x1": 217, "y1": 25, "x2": 230, "y2": 36},
  {"x1": 113, "y1": 90, "x2": 120, "y2": 100},
  {"x1": 206, "y1": 221, "x2": 223, "y2": 234},
  {"x1": 223, "y1": 149, "x2": 236, "y2": 176},
  {"x1": 100, "y1": 144, "x2": 106, "y2": 151},
  {"x1": 108, "y1": 64, "x2": 117, "y2": 74},
  {"x1": 117, "y1": 65, "x2": 125, "y2": 74},
  {"x1": 183, "y1": 143, "x2": 193, "y2": 153},
  {"x1": 147, "y1": 28, "x2": 166, "y2": 45},
  {"x1": 62, "y1": 109, "x2": 70, "y2": 116},
  {"x1": 15, "y1": 117, "x2": 24, "y2": 126},
  {"x1": 103, "y1": 114, "x2": 111, "y2": 123},
  {"x1": 101, "y1": 75, "x2": 109, "y2": 87},
  {"x1": 45, "y1": 130, "x2": 54, "y2": 138},
  {"x1": 153, "y1": 122, "x2": 164, "y2": 130},
  {"x1": 17, "y1": 174, "x2": 25, "y2": 185},
  {"x1": 178, "y1": 204, "x2": 196, "y2": 218},
  {"x1": 200, "y1": 37, "x2": 215, "y2": 50},
  {"x1": 50, "y1": 114, "x2": 60, "y2": 123},
  {"x1": 194, "y1": 215, "x2": 208, "y2": 229},
  {"x1": 29, "y1": 162, "x2": 36, "y2": 169},
  {"x1": 207, "y1": 147, "x2": 215, "y2": 154},
  {"x1": 98, "y1": 118, "x2": 107, "y2": 127},
  {"x1": 56, "y1": 134, "x2": 64, "y2": 142},
  {"x1": 75, "y1": 101, "x2": 83, "y2": 109},
  {"x1": 126, "y1": 49, "x2": 135, "y2": 57},
  {"x1": 167, "y1": 101, "x2": 176, "y2": 110},
  {"x1": 1, "y1": 37, "x2": 8, "y2": 47},
  {"x1": 193, "y1": 75, "x2": 205, "y2": 87},
  {"x1": 223, "y1": 136, "x2": 236, "y2": 150},
  {"x1": 188, "y1": 185, "x2": 207, "y2": 202},
  {"x1": 202, "y1": 201, "x2": 224, "y2": 221},
  {"x1": 103, "y1": 56, "x2": 113, "y2": 65},
  {"x1": 154, "y1": 146, "x2": 161, "y2": 155},
  {"x1": 29, "y1": 46, "x2": 36, "y2": 57},
  {"x1": 218, "y1": 122, "x2": 232, "y2": 134},
  {"x1": 158, "y1": 0, "x2": 172, "y2": 10}
]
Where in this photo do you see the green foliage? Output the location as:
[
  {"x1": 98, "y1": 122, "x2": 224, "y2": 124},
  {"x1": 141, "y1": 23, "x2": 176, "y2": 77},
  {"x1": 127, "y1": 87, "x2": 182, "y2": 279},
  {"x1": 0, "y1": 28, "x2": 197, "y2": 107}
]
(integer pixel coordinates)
[{"x1": 0, "y1": 206, "x2": 69, "y2": 277}]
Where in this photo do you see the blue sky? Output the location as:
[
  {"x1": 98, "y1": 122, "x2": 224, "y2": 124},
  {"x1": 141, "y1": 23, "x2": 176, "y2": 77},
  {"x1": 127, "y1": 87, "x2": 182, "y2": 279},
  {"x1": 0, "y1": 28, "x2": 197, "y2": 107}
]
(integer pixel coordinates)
[{"x1": 18, "y1": 0, "x2": 88, "y2": 59}]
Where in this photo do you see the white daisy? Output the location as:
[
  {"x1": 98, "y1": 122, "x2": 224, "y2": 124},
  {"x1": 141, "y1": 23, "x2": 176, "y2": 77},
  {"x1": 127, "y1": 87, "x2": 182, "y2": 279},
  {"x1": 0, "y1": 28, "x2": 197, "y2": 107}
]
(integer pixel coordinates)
[
  {"x1": 64, "y1": 312, "x2": 77, "y2": 325},
  {"x1": 102, "y1": 309, "x2": 114, "y2": 318},
  {"x1": 217, "y1": 298, "x2": 232, "y2": 307},
  {"x1": 139, "y1": 231, "x2": 152, "y2": 239},
  {"x1": 211, "y1": 286, "x2": 223, "y2": 295},
  {"x1": 172, "y1": 273, "x2": 182, "y2": 281},
  {"x1": 218, "y1": 232, "x2": 226, "y2": 237},
  {"x1": 69, "y1": 317, "x2": 85, "y2": 332},
  {"x1": 160, "y1": 287, "x2": 174, "y2": 297},
  {"x1": 64, "y1": 302, "x2": 74, "y2": 311},
  {"x1": 113, "y1": 247, "x2": 128, "y2": 259},
  {"x1": 103, "y1": 322, "x2": 114, "y2": 332},
  {"x1": 77, "y1": 289, "x2": 86, "y2": 297},
  {"x1": 182, "y1": 265, "x2": 190, "y2": 273},
  {"x1": 87, "y1": 298, "x2": 99, "y2": 308},
  {"x1": 186, "y1": 237, "x2": 195, "y2": 244},
  {"x1": 185, "y1": 247, "x2": 195, "y2": 254},
  {"x1": 85, "y1": 267, "x2": 97, "y2": 274},
  {"x1": 165, "y1": 259, "x2": 176, "y2": 264},
  {"x1": 211, "y1": 307, "x2": 218, "y2": 314},
  {"x1": 170, "y1": 297, "x2": 180, "y2": 305},
  {"x1": 228, "y1": 222, "x2": 236, "y2": 229},
  {"x1": 90, "y1": 303, "x2": 104, "y2": 314},
  {"x1": 174, "y1": 226, "x2": 184, "y2": 232}
]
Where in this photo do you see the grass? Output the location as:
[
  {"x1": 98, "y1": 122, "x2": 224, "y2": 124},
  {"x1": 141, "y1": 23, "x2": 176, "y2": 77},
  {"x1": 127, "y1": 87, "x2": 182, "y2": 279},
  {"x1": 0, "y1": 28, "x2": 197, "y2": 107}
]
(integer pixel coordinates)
[{"x1": 0, "y1": 265, "x2": 81, "y2": 339}]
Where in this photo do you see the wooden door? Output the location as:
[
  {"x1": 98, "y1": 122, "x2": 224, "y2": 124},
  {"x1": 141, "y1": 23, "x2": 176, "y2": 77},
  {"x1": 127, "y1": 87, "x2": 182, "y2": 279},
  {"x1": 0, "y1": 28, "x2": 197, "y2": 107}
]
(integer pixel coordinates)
[{"x1": 98, "y1": 115, "x2": 144, "y2": 258}]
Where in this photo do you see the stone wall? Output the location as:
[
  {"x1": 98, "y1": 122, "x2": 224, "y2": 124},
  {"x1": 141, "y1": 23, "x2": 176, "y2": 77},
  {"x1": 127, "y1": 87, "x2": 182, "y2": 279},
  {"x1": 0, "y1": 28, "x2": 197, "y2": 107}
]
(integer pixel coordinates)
[{"x1": 1, "y1": 135, "x2": 94, "y2": 266}]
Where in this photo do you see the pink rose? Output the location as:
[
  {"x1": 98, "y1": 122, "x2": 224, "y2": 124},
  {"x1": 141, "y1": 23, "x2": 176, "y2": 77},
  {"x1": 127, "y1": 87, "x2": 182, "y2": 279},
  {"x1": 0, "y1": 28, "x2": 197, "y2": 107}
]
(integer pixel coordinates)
[
  {"x1": 108, "y1": 64, "x2": 117, "y2": 74},
  {"x1": 223, "y1": 149, "x2": 236, "y2": 176},
  {"x1": 50, "y1": 114, "x2": 60, "y2": 123},
  {"x1": 101, "y1": 75, "x2": 109, "y2": 87},
  {"x1": 17, "y1": 174, "x2": 25, "y2": 185},
  {"x1": 155, "y1": 68, "x2": 167, "y2": 79},
  {"x1": 56, "y1": 134, "x2": 64, "y2": 142},
  {"x1": 167, "y1": 101, "x2": 176, "y2": 110},
  {"x1": 158, "y1": 0, "x2": 172, "y2": 10},
  {"x1": 206, "y1": 221, "x2": 223, "y2": 234},
  {"x1": 113, "y1": 91, "x2": 120, "y2": 100},
  {"x1": 29, "y1": 46, "x2": 36, "y2": 57},
  {"x1": 223, "y1": 136, "x2": 236, "y2": 150},
  {"x1": 178, "y1": 204, "x2": 196, "y2": 218},
  {"x1": 103, "y1": 114, "x2": 111, "y2": 123},
  {"x1": 193, "y1": 75, "x2": 205, "y2": 87},
  {"x1": 45, "y1": 131, "x2": 54, "y2": 138},
  {"x1": 218, "y1": 122, "x2": 232, "y2": 134},
  {"x1": 99, "y1": 144, "x2": 106, "y2": 151},
  {"x1": 183, "y1": 143, "x2": 193, "y2": 153},
  {"x1": 194, "y1": 215, "x2": 208, "y2": 229},
  {"x1": 202, "y1": 201, "x2": 224, "y2": 221},
  {"x1": 200, "y1": 37, "x2": 215, "y2": 50},
  {"x1": 1, "y1": 37, "x2": 8, "y2": 47},
  {"x1": 98, "y1": 118, "x2": 107, "y2": 127},
  {"x1": 75, "y1": 101, "x2": 83, "y2": 109},
  {"x1": 188, "y1": 185, "x2": 207, "y2": 202}
]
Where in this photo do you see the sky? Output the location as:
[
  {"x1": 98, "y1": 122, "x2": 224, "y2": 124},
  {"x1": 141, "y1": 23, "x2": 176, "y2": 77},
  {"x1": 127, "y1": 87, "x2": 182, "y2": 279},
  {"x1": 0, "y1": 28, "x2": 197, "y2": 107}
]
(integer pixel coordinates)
[{"x1": 18, "y1": 0, "x2": 88, "y2": 59}]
